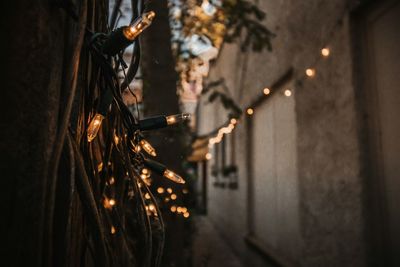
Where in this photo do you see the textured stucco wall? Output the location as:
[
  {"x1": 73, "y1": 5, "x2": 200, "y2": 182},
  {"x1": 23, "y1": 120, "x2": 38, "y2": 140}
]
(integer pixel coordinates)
[{"x1": 197, "y1": 0, "x2": 368, "y2": 266}]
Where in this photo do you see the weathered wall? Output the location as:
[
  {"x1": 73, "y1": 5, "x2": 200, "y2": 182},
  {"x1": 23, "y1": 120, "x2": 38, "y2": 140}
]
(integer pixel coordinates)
[{"x1": 197, "y1": 0, "x2": 369, "y2": 266}]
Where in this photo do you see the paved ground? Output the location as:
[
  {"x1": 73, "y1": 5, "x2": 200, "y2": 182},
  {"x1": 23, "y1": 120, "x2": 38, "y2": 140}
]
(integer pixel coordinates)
[{"x1": 191, "y1": 216, "x2": 244, "y2": 267}]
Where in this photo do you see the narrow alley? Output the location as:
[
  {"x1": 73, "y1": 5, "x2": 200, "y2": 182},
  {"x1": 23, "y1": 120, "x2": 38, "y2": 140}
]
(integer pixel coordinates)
[{"x1": 2, "y1": 0, "x2": 399, "y2": 267}]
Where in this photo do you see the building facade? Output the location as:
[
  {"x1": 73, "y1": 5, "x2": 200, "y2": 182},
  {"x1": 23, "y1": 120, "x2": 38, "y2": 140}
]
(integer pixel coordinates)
[{"x1": 194, "y1": 0, "x2": 400, "y2": 266}]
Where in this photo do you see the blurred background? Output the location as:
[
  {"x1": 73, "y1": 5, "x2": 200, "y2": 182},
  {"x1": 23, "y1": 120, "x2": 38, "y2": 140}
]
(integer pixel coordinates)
[{"x1": 2, "y1": 0, "x2": 399, "y2": 266}]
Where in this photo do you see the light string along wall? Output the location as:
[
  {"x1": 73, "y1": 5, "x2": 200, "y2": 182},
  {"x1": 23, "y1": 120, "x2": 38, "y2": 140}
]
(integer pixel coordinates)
[
  {"x1": 245, "y1": 3, "x2": 354, "y2": 116},
  {"x1": 203, "y1": 3, "x2": 354, "y2": 162}
]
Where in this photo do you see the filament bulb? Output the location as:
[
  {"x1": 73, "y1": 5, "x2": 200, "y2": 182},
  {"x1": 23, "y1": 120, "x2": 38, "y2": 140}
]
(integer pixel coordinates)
[
  {"x1": 87, "y1": 114, "x2": 105, "y2": 142},
  {"x1": 123, "y1": 11, "x2": 156, "y2": 40},
  {"x1": 139, "y1": 139, "x2": 157, "y2": 157},
  {"x1": 163, "y1": 169, "x2": 185, "y2": 184},
  {"x1": 166, "y1": 113, "x2": 191, "y2": 125}
]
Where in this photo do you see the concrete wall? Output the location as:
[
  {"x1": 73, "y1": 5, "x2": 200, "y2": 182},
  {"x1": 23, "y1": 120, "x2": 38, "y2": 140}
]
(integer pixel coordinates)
[{"x1": 196, "y1": 0, "x2": 370, "y2": 266}]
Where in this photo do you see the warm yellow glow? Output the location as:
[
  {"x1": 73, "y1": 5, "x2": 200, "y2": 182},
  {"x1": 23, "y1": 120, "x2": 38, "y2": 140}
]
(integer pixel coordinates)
[
  {"x1": 263, "y1": 87, "x2": 271, "y2": 95},
  {"x1": 205, "y1": 153, "x2": 212, "y2": 160},
  {"x1": 142, "y1": 168, "x2": 149, "y2": 175},
  {"x1": 97, "y1": 162, "x2": 103, "y2": 172},
  {"x1": 183, "y1": 212, "x2": 190, "y2": 218},
  {"x1": 140, "y1": 174, "x2": 147, "y2": 180},
  {"x1": 171, "y1": 193, "x2": 177, "y2": 200},
  {"x1": 247, "y1": 108, "x2": 254, "y2": 115},
  {"x1": 177, "y1": 207, "x2": 183, "y2": 213},
  {"x1": 181, "y1": 207, "x2": 187, "y2": 213},
  {"x1": 109, "y1": 176, "x2": 115, "y2": 185},
  {"x1": 103, "y1": 197, "x2": 116, "y2": 209},
  {"x1": 182, "y1": 188, "x2": 189, "y2": 194},
  {"x1": 305, "y1": 68, "x2": 316, "y2": 77},
  {"x1": 111, "y1": 226, "x2": 116, "y2": 234},
  {"x1": 170, "y1": 205, "x2": 177, "y2": 212},
  {"x1": 145, "y1": 193, "x2": 151, "y2": 199},
  {"x1": 87, "y1": 113, "x2": 104, "y2": 142},
  {"x1": 157, "y1": 187, "x2": 164, "y2": 194},
  {"x1": 167, "y1": 188, "x2": 173, "y2": 194},
  {"x1": 163, "y1": 169, "x2": 185, "y2": 184},
  {"x1": 321, "y1": 47, "x2": 330, "y2": 57},
  {"x1": 166, "y1": 113, "x2": 191, "y2": 125},
  {"x1": 165, "y1": 197, "x2": 170, "y2": 202},
  {"x1": 139, "y1": 139, "x2": 157, "y2": 157},
  {"x1": 123, "y1": 11, "x2": 156, "y2": 40},
  {"x1": 148, "y1": 204, "x2": 155, "y2": 211},
  {"x1": 230, "y1": 118, "x2": 237, "y2": 124},
  {"x1": 284, "y1": 89, "x2": 292, "y2": 97},
  {"x1": 114, "y1": 135, "x2": 119, "y2": 145}
]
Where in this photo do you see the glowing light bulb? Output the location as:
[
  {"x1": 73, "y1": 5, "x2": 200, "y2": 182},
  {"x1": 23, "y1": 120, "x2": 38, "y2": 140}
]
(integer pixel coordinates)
[
  {"x1": 142, "y1": 168, "x2": 149, "y2": 175},
  {"x1": 157, "y1": 187, "x2": 164, "y2": 194},
  {"x1": 305, "y1": 68, "x2": 316, "y2": 77},
  {"x1": 284, "y1": 89, "x2": 292, "y2": 97},
  {"x1": 145, "y1": 193, "x2": 151, "y2": 199},
  {"x1": 87, "y1": 114, "x2": 104, "y2": 142},
  {"x1": 148, "y1": 204, "x2": 155, "y2": 212},
  {"x1": 177, "y1": 207, "x2": 183, "y2": 213},
  {"x1": 123, "y1": 11, "x2": 156, "y2": 40},
  {"x1": 205, "y1": 153, "x2": 212, "y2": 160},
  {"x1": 247, "y1": 108, "x2": 254, "y2": 115},
  {"x1": 170, "y1": 205, "x2": 177, "y2": 212},
  {"x1": 230, "y1": 118, "x2": 237, "y2": 124},
  {"x1": 321, "y1": 47, "x2": 330, "y2": 57},
  {"x1": 263, "y1": 87, "x2": 271, "y2": 95},
  {"x1": 183, "y1": 212, "x2": 190, "y2": 218},
  {"x1": 111, "y1": 226, "x2": 116, "y2": 234},
  {"x1": 97, "y1": 162, "x2": 103, "y2": 172},
  {"x1": 166, "y1": 113, "x2": 191, "y2": 125},
  {"x1": 139, "y1": 139, "x2": 157, "y2": 156},
  {"x1": 171, "y1": 193, "x2": 177, "y2": 200},
  {"x1": 109, "y1": 176, "x2": 115, "y2": 185},
  {"x1": 167, "y1": 188, "x2": 173, "y2": 194},
  {"x1": 163, "y1": 169, "x2": 185, "y2": 184},
  {"x1": 114, "y1": 135, "x2": 119, "y2": 145},
  {"x1": 103, "y1": 197, "x2": 116, "y2": 209}
]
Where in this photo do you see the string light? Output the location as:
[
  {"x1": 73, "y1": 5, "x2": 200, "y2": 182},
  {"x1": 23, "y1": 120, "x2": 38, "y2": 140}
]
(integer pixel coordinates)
[
  {"x1": 139, "y1": 113, "x2": 190, "y2": 131},
  {"x1": 205, "y1": 152, "x2": 212, "y2": 160},
  {"x1": 111, "y1": 226, "x2": 116, "y2": 234},
  {"x1": 143, "y1": 158, "x2": 186, "y2": 184},
  {"x1": 183, "y1": 212, "x2": 190, "y2": 218},
  {"x1": 164, "y1": 169, "x2": 185, "y2": 184},
  {"x1": 170, "y1": 193, "x2": 177, "y2": 200},
  {"x1": 109, "y1": 176, "x2": 115, "y2": 185},
  {"x1": 157, "y1": 187, "x2": 164, "y2": 194},
  {"x1": 139, "y1": 139, "x2": 157, "y2": 157},
  {"x1": 166, "y1": 113, "x2": 191, "y2": 125},
  {"x1": 284, "y1": 89, "x2": 292, "y2": 97},
  {"x1": 246, "y1": 108, "x2": 254, "y2": 115},
  {"x1": 87, "y1": 114, "x2": 105, "y2": 142},
  {"x1": 97, "y1": 162, "x2": 103, "y2": 172},
  {"x1": 305, "y1": 68, "x2": 316, "y2": 77},
  {"x1": 230, "y1": 118, "x2": 237, "y2": 124},
  {"x1": 321, "y1": 47, "x2": 330, "y2": 57},
  {"x1": 123, "y1": 11, "x2": 156, "y2": 40},
  {"x1": 167, "y1": 188, "x2": 173, "y2": 194},
  {"x1": 102, "y1": 11, "x2": 156, "y2": 56},
  {"x1": 145, "y1": 193, "x2": 151, "y2": 199},
  {"x1": 170, "y1": 206, "x2": 177, "y2": 212},
  {"x1": 263, "y1": 87, "x2": 271, "y2": 95}
]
